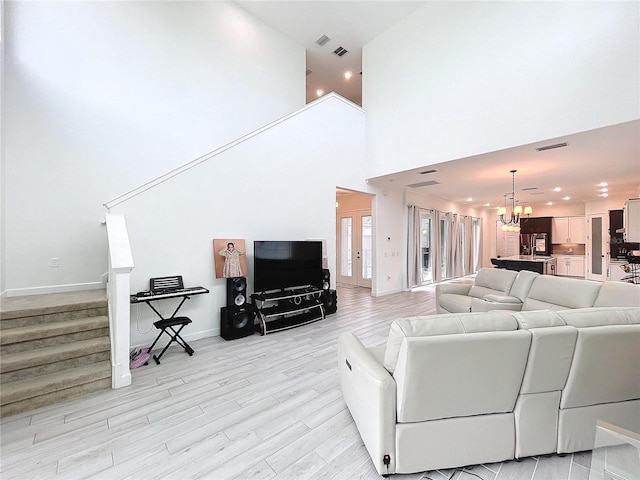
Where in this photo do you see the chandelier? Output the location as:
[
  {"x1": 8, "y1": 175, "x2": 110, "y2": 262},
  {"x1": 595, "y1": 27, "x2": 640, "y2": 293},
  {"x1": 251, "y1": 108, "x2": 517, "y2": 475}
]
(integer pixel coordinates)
[{"x1": 497, "y1": 170, "x2": 532, "y2": 232}]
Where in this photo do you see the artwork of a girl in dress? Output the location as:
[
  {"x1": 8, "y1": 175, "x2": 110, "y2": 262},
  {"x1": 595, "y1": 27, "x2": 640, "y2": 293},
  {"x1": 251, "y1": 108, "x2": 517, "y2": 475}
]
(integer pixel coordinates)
[{"x1": 213, "y1": 239, "x2": 248, "y2": 279}]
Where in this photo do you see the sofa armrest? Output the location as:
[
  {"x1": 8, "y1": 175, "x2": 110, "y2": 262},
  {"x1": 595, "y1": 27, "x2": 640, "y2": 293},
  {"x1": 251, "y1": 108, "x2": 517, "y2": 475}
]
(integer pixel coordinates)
[
  {"x1": 337, "y1": 332, "x2": 397, "y2": 475},
  {"x1": 483, "y1": 294, "x2": 522, "y2": 304},
  {"x1": 471, "y1": 297, "x2": 523, "y2": 312},
  {"x1": 436, "y1": 283, "x2": 473, "y2": 297},
  {"x1": 470, "y1": 294, "x2": 523, "y2": 312}
]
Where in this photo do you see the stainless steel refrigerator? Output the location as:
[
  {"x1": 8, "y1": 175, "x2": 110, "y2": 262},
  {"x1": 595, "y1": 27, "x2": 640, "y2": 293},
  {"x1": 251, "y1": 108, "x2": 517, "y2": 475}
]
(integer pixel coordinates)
[{"x1": 520, "y1": 233, "x2": 550, "y2": 256}]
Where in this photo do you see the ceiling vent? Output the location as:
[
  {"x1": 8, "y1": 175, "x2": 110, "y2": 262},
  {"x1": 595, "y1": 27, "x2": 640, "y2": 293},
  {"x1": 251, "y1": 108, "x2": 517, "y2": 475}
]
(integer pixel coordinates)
[
  {"x1": 536, "y1": 142, "x2": 568, "y2": 151},
  {"x1": 522, "y1": 187, "x2": 538, "y2": 191},
  {"x1": 316, "y1": 35, "x2": 331, "y2": 47},
  {"x1": 407, "y1": 180, "x2": 440, "y2": 188},
  {"x1": 419, "y1": 169, "x2": 437, "y2": 175},
  {"x1": 333, "y1": 46, "x2": 348, "y2": 57}
]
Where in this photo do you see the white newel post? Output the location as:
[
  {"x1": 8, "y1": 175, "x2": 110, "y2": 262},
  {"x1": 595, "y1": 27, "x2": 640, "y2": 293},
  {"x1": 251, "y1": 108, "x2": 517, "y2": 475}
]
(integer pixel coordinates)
[{"x1": 105, "y1": 213, "x2": 134, "y2": 389}]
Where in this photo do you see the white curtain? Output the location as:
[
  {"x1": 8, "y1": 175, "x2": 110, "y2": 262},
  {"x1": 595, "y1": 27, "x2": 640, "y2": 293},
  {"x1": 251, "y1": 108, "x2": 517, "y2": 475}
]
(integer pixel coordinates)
[
  {"x1": 447, "y1": 213, "x2": 464, "y2": 278},
  {"x1": 434, "y1": 211, "x2": 445, "y2": 281},
  {"x1": 474, "y1": 217, "x2": 483, "y2": 272},
  {"x1": 407, "y1": 205, "x2": 422, "y2": 288},
  {"x1": 461, "y1": 215, "x2": 472, "y2": 275},
  {"x1": 413, "y1": 210, "x2": 483, "y2": 282}
]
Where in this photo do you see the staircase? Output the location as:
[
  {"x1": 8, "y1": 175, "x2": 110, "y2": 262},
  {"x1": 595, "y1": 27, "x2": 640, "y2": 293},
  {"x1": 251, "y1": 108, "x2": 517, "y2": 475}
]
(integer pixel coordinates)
[{"x1": 0, "y1": 289, "x2": 112, "y2": 418}]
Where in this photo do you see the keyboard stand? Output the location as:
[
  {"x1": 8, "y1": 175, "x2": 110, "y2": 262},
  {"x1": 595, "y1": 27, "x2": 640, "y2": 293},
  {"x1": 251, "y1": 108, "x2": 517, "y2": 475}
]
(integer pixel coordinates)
[{"x1": 130, "y1": 285, "x2": 209, "y2": 364}]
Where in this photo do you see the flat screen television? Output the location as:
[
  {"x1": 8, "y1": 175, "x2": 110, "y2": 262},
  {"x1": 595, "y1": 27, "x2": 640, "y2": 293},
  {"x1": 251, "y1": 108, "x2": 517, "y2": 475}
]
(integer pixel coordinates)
[{"x1": 254, "y1": 241, "x2": 323, "y2": 292}]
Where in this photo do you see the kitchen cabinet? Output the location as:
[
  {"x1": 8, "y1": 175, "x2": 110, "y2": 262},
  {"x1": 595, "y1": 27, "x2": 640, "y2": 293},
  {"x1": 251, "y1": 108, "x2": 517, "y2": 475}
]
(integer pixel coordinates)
[
  {"x1": 520, "y1": 217, "x2": 553, "y2": 237},
  {"x1": 555, "y1": 255, "x2": 585, "y2": 277},
  {"x1": 624, "y1": 199, "x2": 640, "y2": 242},
  {"x1": 552, "y1": 217, "x2": 586, "y2": 243}
]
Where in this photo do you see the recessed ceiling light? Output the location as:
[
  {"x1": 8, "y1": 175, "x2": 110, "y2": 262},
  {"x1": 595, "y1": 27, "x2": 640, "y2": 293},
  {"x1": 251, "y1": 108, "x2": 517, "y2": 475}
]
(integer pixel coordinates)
[
  {"x1": 563, "y1": 196, "x2": 570, "y2": 201},
  {"x1": 466, "y1": 197, "x2": 472, "y2": 202},
  {"x1": 599, "y1": 188, "x2": 608, "y2": 192},
  {"x1": 316, "y1": 89, "x2": 324, "y2": 97},
  {"x1": 344, "y1": 71, "x2": 352, "y2": 80},
  {"x1": 485, "y1": 203, "x2": 490, "y2": 207},
  {"x1": 547, "y1": 202, "x2": 553, "y2": 206},
  {"x1": 554, "y1": 187, "x2": 561, "y2": 192},
  {"x1": 600, "y1": 193, "x2": 609, "y2": 197},
  {"x1": 598, "y1": 182, "x2": 608, "y2": 187}
]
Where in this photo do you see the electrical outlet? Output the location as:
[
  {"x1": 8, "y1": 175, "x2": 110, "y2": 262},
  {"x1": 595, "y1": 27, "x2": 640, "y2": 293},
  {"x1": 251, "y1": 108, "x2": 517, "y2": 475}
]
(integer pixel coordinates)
[{"x1": 50, "y1": 258, "x2": 60, "y2": 267}]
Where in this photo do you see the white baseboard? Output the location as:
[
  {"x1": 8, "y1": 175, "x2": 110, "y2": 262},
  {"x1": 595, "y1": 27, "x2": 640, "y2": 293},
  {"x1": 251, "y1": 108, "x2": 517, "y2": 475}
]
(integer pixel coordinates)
[
  {"x1": 372, "y1": 287, "x2": 403, "y2": 297},
  {"x1": 5, "y1": 282, "x2": 105, "y2": 297},
  {"x1": 129, "y1": 327, "x2": 219, "y2": 352}
]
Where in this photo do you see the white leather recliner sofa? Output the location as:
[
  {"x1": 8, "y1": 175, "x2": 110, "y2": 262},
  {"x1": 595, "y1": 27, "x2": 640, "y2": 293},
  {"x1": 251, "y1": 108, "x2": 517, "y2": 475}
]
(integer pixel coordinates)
[
  {"x1": 436, "y1": 268, "x2": 640, "y2": 313},
  {"x1": 338, "y1": 307, "x2": 640, "y2": 476}
]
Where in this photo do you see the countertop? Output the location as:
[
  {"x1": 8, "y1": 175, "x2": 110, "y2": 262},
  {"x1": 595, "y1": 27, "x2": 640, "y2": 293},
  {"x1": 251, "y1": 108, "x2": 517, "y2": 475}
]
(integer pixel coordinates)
[{"x1": 501, "y1": 255, "x2": 557, "y2": 263}]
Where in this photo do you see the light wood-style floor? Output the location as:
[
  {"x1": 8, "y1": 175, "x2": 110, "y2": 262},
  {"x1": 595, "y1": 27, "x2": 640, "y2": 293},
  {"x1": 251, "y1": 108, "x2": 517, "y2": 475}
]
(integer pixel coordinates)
[{"x1": 1, "y1": 283, "x2": 592, "y2": 480}]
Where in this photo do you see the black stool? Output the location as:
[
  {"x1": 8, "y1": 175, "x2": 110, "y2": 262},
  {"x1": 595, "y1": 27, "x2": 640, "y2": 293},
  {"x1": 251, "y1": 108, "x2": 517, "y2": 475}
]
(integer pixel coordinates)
[{"x1": 148, "y1": 316, "x2": 194, "y2": 364}]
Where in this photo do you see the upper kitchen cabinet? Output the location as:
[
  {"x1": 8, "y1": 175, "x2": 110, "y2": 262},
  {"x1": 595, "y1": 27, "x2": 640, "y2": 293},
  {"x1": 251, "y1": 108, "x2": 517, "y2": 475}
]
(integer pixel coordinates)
[
  {"x1": 520, "y1": 217, "x2": 553, "y2": 236},
  {"x1": 553, "y1": 217, "x2": 586, "y2": 244},
  {"x1": 625, "y1": 199, "x2": 640, "y2": 242}
]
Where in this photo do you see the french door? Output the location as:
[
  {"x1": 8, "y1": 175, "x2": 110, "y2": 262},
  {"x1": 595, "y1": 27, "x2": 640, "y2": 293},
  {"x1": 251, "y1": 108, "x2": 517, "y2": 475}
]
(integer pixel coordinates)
[
  {"x1": 337, "y1": 210, "x2": 372, "y2": 288},
  {"x1": 587, "y1": 213, "x2": 606, "y2": 281}
]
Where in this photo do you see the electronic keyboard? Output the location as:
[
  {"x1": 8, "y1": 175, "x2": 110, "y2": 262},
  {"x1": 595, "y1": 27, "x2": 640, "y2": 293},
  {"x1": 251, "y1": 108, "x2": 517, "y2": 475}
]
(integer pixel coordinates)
[{"x1": 130, "y1": 286, "x2": 209, "y2": 303}]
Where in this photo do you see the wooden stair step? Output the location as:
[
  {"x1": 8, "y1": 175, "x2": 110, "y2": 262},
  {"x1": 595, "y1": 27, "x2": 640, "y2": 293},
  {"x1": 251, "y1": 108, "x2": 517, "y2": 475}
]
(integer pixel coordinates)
[
  {"x1": 0, "y1": 316, "x2": 109, "y2": 345},
  {"x1": 0, "y1": 289, "x2": 107, "y2": 321},
  {"x1": 0, "y1": 377, "x2": 112, "y2": 418},
  {"x1": 1, "y1": 336, "x2": 111, "y2": 375},
  {"x1": 0, "y1": 361, "x2": 112, "y2": 406}
]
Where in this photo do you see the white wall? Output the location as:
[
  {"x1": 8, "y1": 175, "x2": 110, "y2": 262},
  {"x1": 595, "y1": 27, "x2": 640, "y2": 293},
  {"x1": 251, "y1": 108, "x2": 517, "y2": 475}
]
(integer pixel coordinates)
[
  {"x1": 111, "y1": 95, "x2": 367, "y2": 347},
  {"x1": 363, "y1": 1, "x2": 640, "y2": 178},
  {"x1": 0, "y1": 2, "x2": 6, "y2": 296},
  {"x1": 2, "y1": 0, "x2": 305, "y2": 295}
]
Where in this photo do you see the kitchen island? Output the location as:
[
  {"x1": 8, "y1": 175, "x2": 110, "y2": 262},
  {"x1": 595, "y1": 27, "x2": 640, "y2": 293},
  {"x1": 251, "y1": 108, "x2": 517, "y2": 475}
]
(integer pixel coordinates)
[{"x1": 491, "y1": 255, "x2": 557, "y2": 275}]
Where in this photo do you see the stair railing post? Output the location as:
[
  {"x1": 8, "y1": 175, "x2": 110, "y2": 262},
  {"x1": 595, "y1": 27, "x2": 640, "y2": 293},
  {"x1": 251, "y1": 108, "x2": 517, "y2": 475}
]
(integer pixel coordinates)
[{"x1": 105, "y1": 213, "x2": 135, "y2": 389}]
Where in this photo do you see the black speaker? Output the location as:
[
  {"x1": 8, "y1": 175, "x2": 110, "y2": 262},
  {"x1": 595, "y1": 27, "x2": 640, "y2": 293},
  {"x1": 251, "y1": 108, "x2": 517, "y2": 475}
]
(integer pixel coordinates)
[
  {"x1": 321, "y1": 269, "x2": 331, "y2": 290},
  {"x1": 220, "y1": 306, "x2": 254, "y2": 340},
  {"x1": 226, "y1": 277, "x2": 247, "y2": 307},
  {"x1": 321, "y1": 289, "x2": 337, "y2": 315}
]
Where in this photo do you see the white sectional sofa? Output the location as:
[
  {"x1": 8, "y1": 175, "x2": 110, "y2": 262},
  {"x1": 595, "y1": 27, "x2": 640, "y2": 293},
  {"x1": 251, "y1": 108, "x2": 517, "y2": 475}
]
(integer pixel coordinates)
[
  {"x1": 436, "y1": 268, "x2": 640, "y2": 313},
  {"x1": 337, "y1": 307, "x2": 640, "y2": 476}
]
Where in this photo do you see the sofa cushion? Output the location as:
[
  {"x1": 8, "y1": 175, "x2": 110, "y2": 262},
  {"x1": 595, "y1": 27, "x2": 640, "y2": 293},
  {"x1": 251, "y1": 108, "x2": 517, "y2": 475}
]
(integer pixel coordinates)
[
  {"x1": 514, "y1": 310, "x2": 566, "y2": 329},
  {"x1": 555, "y1": 306, "x2": 640, "y2": 327},
  {"x1": 518, "y1": 325, "x2": 578, "y2": 393},
  {"x1": 592, "y1": 281, "x2": 640, "y2": 307},
  {"x1": 393, "y1": 329, "x2": 531, "y2": 423},
  {"x1": 521, "y1": 275, "x2": 602, "y2": 310},
  {"x1": 560, "y1": 322, "x2": 640, "y2": 408},
  {"x1": 468, "y1": 268, "x2": 518, "y2": 299},
  {"x1": 508, "y1": 270, "x2": 540, "y2": 301},
  {"x1": 383, "y1": 313, "x2": 519, "y2": 373}
]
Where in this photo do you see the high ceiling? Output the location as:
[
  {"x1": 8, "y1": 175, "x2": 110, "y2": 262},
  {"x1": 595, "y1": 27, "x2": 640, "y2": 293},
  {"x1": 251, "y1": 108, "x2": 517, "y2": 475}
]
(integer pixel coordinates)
[
  {"x1": 235, "y1": 1, "x2": 425, "y2": 106},
  {"x1": 234, "y1": 1, "x2": 640, "y2": 209}
]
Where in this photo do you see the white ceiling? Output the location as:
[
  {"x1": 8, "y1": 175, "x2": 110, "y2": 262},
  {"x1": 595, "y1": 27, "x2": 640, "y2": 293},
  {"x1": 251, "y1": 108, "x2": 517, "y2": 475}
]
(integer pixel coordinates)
[
  {"x1": 234, "y1": 1, "x2": 640, "y2": 210},
  {"x1": 235, "y1": 0, "x2": 425, "y2": 106},
  {"x1": 367, "y1": 120, "x2": 640, "y2": 209}
]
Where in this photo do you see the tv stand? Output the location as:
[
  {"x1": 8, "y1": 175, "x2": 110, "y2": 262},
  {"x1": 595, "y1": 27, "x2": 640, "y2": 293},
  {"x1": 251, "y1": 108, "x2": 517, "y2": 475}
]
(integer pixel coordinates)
[{"x1": 251, "y1": 286, "x2": 325, "y2": 335}]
